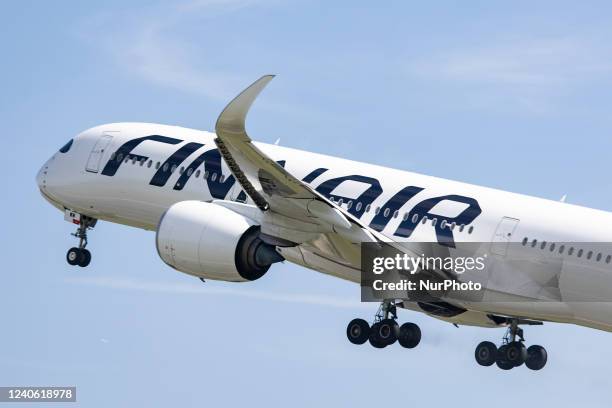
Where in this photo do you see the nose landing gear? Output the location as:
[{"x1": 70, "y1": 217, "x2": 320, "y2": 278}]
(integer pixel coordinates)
[
  {"x1": 66, "y1": 214, "x2": 96, "y2": 267},
  {"x1": 346, "y1": 300, "x2": 421, "y2": 349},
  {"x1": 475, "y1": 319, "x2": 547, "y2": 371}
]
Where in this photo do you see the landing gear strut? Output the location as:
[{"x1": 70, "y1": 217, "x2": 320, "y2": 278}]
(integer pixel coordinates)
[
  {"x1": 475, "y1": 319, "x2": 547, "y2": 371},
  {"x1": 346, "y1": 300, "x2": 421, "y2": 349},
  {"x1": 66, "y1": 214, "x2": 96, "y2": 267}
]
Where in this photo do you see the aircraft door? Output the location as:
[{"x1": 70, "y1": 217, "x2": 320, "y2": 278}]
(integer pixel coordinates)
[
  {"x1": 490, "y1": 217, "x2": 520, "y2": 256},
  {"x1": 86, "y1": 134, "x2": 114, "y2": 173}
]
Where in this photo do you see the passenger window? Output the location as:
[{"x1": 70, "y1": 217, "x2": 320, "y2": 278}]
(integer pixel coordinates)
[
  {"x1": 375, "y1": 207, "x2": 380, "y2": 215},
  {"x1": 568, "y1": 247, "x2": 574, "y2": 255},
  {"x1": 187, "y1": 168, "x2": 193, "y2": 176},
  {"x1": 163, "y1": 163, "x2": 169, "y2": 172},
  {"x1": 468, "y1": 226, "x2": 474, "y2": 234},
  {"x1": 522, "y1": 237, "x2": 528, "y2": 246},
  {"x1": 117, "y1": 153, "x2": 124, "y2": 162},
  {"x1": 587, "y1": 251, "x2": 593, "y2": 260},
  {"x1": 597, "y1": 253, "x2": 602, "y2": 262},
  {"x1": 355, "y1": 202, "x2": 362, "y2": 212},
  {"x1": 607, "y1": 255, "x2": 611, "y2": 264},
  {"x1": 171, "y1": 165, "x2": 177, "y2": 173},
  {"x1": 347, "y1": 201, "x2": 353, "y2": 210},
  {"x1": 550, "y1": 243, "x2": 556, "y2": 252},
  {"x1": 559, "y1": 245, "x2": 565, "y2": 254},
  {"x1": 124, "y1": 157, "x2": 129, "y2": 164},
  {"x1": 110, "y1": 152, "x2": 116, "y2": 161},
  {"x1": 531, "y1": 239, "x2": 537, "y2": 248},
  {"x1": 156, "y1": 162, "x2": 160, "y2": 169},
  {"x1": 204, "y1": 170, "x2": 209, "y2": 179},
  {"x1": 393, "y1": 210, "x2": 399, "y2": 219},
  {"x1": 431, "y1": 218, "x2": 438, "y2": 227},
  {"x1": 180, "y1": 167, "x2": 184, "y2": 174},
  {"x1": 411, "y1": 214, "x2": 418, "y2": 223},
  {"x1": 365, "y1": 204, "x2": 371, "y2": 213},
  {"x1": 459, "y1": 224, "x2": 465, "y2": 232},
  {"x1": 195, "y1": 170, "x2": 200, "y2": 178},
  {"x1": 540, "y1": 241, "x2": 547, "y2": 250},
  {"x1": 132, "y1": 157, "x2": 137, "y2": 164},
  {"x1": 219, "y1": 175, "x2": 225, "y2": 183},
  {"x1": 140, "y1": 158, "x2": 145, "y2": 166},
  {"x1": 383, "y1": 208, "x2": 390, "y2": 217},
  {"x1": 450, "y1": 222, "x2": 456, "y2": 230},
  {"x1": 147, "y1": 160, "x2": 152, "y2": 168},
  {"x1": 440, "y1": 220, "x2": 447, "y2": 229},
  {"x1": 422, "y1": 216, "x2": 428, "y2": 224},
  {"x1": 577, "y1": 249, "x2": 583, "y2": 258},
  {"x1": 337, "y1": 198, "x2": 344, "y2": 206}
]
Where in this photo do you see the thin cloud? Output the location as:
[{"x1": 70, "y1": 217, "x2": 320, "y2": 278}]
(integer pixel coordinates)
[
  {"x1": 65, "y1": 276, "x2": 369, "y2": 310},
  {"x1": 76, "y1": 0, "x2": 264, "y2": 100},
  {"x1": 74, "y1": 0, "x2": 327, "y2": 128},
  {"x1": 408, "y1": 38, "x2": 612, "y2": 85},
  {"x1": 405, "y1": 37, "x2": 612, "y2": 114}
]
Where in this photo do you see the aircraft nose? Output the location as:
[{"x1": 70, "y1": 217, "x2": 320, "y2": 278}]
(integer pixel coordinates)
[{"x1": 36, "y1": 158, "x2": 52, "y2": 192}]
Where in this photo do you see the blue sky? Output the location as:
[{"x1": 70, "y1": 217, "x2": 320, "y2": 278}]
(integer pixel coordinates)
[{"x1": 3, "y1": 1, "x2": 612, "y2": 406}]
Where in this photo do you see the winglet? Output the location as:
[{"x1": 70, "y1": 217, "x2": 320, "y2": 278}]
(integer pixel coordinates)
[
  {"x1": 215, "y1": 75, "x2": 275, "y2": 140},
  {"x1": 214, "y1": 75, "x2": 275, "y2": 211}
]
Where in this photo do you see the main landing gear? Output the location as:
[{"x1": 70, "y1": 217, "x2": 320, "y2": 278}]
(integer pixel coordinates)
[
  {"x1": 475, "y1": 319, "x2": 547, "y2": 371},
  {"x1": 346, "y1": 300, "x2": 421, "y2": 349},
  {"x1": 66, "y1": 215, "x2": 96, "y2": 268}
]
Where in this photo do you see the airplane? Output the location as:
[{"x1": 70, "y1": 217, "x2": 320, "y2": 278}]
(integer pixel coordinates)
[{"x1": 36, "y1": 75, "x2": 612, "y2": 371}]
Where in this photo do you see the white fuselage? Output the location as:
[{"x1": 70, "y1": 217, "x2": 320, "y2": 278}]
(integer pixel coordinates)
[{"x1": 37, "y1": 123, "x2": 612, "y2": 331}]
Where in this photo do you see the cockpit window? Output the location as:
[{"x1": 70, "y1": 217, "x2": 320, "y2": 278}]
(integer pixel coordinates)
[{"x1": 59, "y1": 139, "x2": 74, "y2": 153}]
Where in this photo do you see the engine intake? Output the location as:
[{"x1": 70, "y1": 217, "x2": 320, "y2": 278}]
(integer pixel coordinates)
[{"x1": 156, "y1": 201, "x2": 282, "y2": 282}]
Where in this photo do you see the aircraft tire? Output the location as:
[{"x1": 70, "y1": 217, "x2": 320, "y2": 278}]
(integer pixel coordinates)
[
  {"x1": 495, "y1": 345, "x2": 513, "y2": 370},
  {"x1": 398, "y1": 323, "x2": 421, "y2": 349},
  {"x1": 66, "y1": 247, "x2": 81, "y2": 266},
  {"x1": 504, "y1": 342, "x2": 527, "y2": 367},
  {"x1": 474, "y1": 341, "x2": 497, "y2": 366},
  {"x1": 368, "y1": 323, "x2": 386, "y2": 348},
  {"x1": 346, "y1": 319, "x2": 370, "y2": 345},
  {"x1": 78, "y1": 249, "x2": 91, "y2": 267},
  {"x1": 377, "y1": 319, "x2": 399, "y2": 346},
  {"x1": 525, "y1": 345, "x2": 547, "y2": 371}
]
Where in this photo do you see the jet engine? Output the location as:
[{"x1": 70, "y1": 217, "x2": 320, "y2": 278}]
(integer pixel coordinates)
[{"x1": 156, "y1": 201, "x2": 283, "y2": 282}]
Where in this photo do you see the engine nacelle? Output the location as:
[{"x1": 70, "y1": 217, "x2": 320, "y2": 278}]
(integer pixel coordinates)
[{"x1": 156, "y1": 201, "x2": 282, "y2": 282}]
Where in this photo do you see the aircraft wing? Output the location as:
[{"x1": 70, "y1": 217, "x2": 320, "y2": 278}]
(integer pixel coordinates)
[{"x1": 214, "y1": 75, "x2": 419, "y2": 271}]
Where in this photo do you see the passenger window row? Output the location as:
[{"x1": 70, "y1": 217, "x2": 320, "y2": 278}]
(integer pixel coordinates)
[
  {"x1": 108, "y1": 153, "x2": 226, "y2": 182},
  {"x1": 107, "y1": 152, "x2": 474, "y2": 235},
  {"x1": 521, "y1": 237, "x2": 612, "y2": 264},
  {"x1": 329, "y1": 197, "x2": 474, "y2": 234}
]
